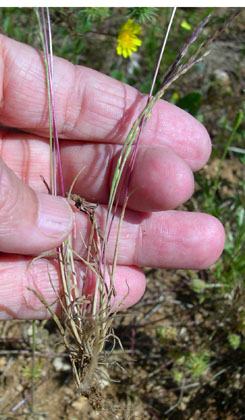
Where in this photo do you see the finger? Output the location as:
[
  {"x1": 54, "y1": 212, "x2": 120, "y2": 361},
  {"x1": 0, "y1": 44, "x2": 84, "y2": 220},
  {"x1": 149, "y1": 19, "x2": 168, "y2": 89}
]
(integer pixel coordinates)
[
  {"x1": 0, "y1": 156, "x2": 73, "y2": 254},
  {"x1": 72, "y1": 207, "x2": 225, "y2": 270},
  {"x1": 0, "y1": 35, "x2": 211, "y2": 170},
  {"x1": 0, "y1": 131, "x2": 194, "y2": 212},
  {"x1": 0, "y1": 255, "x2": 146, "y2": 320},
  {"x1": 0, "y1": 153, "x2": 225, "y2": 269}
]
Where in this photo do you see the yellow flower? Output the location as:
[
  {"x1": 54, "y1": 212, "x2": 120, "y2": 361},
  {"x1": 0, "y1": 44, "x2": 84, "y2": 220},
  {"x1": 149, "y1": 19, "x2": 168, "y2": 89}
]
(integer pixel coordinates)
[
  {"x1": 173, "y1": 92, "x2": 179, "y2": 101},
  {"x1": 116, "y1": 19, "x2": 142, "y2": 59}
]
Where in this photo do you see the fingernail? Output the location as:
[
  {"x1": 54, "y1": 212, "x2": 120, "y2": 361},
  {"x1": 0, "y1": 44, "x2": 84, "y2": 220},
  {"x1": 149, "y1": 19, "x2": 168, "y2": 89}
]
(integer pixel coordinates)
[{"x1": 37, "y1": 193, "x2": 73, "y2": 237}]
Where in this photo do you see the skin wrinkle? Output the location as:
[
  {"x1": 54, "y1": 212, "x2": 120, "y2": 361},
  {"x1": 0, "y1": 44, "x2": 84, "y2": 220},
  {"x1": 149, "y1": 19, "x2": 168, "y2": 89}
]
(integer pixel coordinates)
[
  {"x1": 92, "y1": 143, "x2": 113, "y2": 201},
  {"x1": 62, "y1": 66, "x2": 125, "y2": 138},
  {"x1": 0, "y1": 41, "x2": 4, "y2": 107},
  {"x1": 128, "y1": 212, "x2": 180, "y2": 265},
  {"x1": 92, "y1": 74, "x2": 125, "y2": 95},
  {"x1": 0, "y1": 261, "x2": 20, "y2": 319},
  {"x1": 50, "y1": 56, "x2": 87, "y2": 138},
  {"x1": 4, "y1": 257, "x2": 26, "y2": 317},
  {"x1": 87, "y1": 110, "x2": 117, "y2": 130},
  {"x1": 157, "y1": 214, "x2": 191, "y2": 267},
  {"x1": 62, "y1": 64, "x2": 85, "y2": 137},
  {"x1": 0, "y1": 188, "x2": 16, "y2": 236},
  {"x1": 90, "y1": 71, "x2": 131, "y2": 102},
  {"x1": 152, "y1": 212, "x2": 222, "y2": 268},
  {"x1": 72, "y1": 204, "x2": 146, "y2": 263},
  {"x1": 0, "y1": 133, "x2": 50, "y2": 192},
  {"x1": 148, "y1": 101, "x2": 211, "y2": 167},
  {"x1": 194, "y1": 216, "x2": 223, "y2": 268},
  {"x1": 14, "y1": 139, "x2": 31, "y2": 188},
  {"x1": 24, "y1": 257, "x2": 76, "y2": 319},
  {"x1": 34, "y1": 49, "x2": 67, "y2": 132},
  {"x1": 136, "y1": 219, "x2": 145, "y2": 267},
  {"x1": 90, "y1": 95, "x2": 130, "y2": 126},
  {"x1": 21, "y1": 259, "x2": 52, "y2": 319},
  {"x1": 89, "y1": 103, "x2": 122, "y2": 124},
  {"x1": 0, "y1": 131, "x2": 4, "y2": 158},
  {"x1": 0, "y1": 39, "x2": 14, "y2": 108},
  {"x1": 18, "y1": 49, "x2": 44, "y2": 86},
  {"x1": 93, "y1": 83, "x2": 127, "y2": 107},
  {"x1": 33, "y1": 58, "x2": 50, "y2": 134},
  {"x1": 77, "y1": 78, "x2": 116, "y2": 138},
  {"x1": 105, "y1": 85, "x2": 144, "y2": 144},
  {"x1": 128, "y1": 146, "x2": 194, "y2": 211},
  {"x1": 0, "y1": 162, "x2": 21, "y2": 235},
  {"x1": 86, "y1": 81, "x2": 127, "y2": 123},
  {"x1": 61, "y1": 142, "x2": 114, "y2": 202},
  {"x1": 30, "y1": 140, "x2": 50, "y2": 190},
  {"x1": 0, "y1": 160, "x2": 58, "y2": 256},
  {"x1": 146, "y1": 148, "x2": 170, "y2": 203},
  {"x1": 5, "y1": 48, "x2": 47, "y2": 128},
  {"x1": 153, "y1": 214, "x2": 190, "y2": 268}
]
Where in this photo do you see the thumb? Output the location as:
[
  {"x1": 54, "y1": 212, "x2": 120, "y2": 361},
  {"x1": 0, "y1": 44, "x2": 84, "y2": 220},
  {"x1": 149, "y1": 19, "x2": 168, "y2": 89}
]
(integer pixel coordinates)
[{"x1": 0, "y1": 157, "x2": 73, "y2": 254}]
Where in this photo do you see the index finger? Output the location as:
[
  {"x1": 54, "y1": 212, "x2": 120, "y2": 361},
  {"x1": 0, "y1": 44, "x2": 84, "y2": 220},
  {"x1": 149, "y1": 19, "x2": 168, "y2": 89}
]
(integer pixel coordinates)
[{"x1": 0, "y1": 34, "x2": 211, "y2": 170}]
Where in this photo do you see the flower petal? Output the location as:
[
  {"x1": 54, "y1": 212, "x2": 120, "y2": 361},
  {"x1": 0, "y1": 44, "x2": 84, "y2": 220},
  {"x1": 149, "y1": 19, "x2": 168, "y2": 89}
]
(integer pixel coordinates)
[{"x1": 116, "y1": 18, "x2": 142, "y2": 59}]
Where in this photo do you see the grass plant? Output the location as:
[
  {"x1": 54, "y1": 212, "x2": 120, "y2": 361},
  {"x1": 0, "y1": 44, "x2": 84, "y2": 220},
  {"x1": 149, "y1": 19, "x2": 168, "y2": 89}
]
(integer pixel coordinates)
[{"x1": 31, "y1": 7, "x2": 243, "y2": 396}]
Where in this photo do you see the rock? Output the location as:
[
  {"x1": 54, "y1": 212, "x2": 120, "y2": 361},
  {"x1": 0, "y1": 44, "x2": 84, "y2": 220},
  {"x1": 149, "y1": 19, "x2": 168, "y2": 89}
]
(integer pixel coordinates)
[
  {"x1": 0, "y1": 357, "x2": 7, "y2": 371},
  {"x1": 212, "y1": 69, "x2": 231, "y2": 87},
  {"x1": 53, "y1": 357, "x2": 71, "y2": 372},
  {"x1": 16, "y1": 384, "x2": 24, "y2": 392},
  {"x1": 71, "y1": 396, "x2": 88, "y2": 411},
  {"x1": 207, "y1": 69, "x2": 232, "y2": 99}
]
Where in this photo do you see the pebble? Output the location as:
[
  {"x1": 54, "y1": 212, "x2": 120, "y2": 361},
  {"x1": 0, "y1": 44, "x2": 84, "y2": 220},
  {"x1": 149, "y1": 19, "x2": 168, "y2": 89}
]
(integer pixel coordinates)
[
  {"x1": 53, "y1": 357, "x2": 71, "y2": 372},
  {"x1": 71, "y1": 396, "x2": 88, "y2": 411},
  {"x1": 212, "y1": 69, "x2": 231, "y2": 87}
]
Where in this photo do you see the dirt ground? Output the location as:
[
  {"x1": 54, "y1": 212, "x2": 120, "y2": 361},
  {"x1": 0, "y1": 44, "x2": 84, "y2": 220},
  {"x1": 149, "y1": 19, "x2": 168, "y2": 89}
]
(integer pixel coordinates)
[{"x1": 0, "y1": 9, "x2": 244, "y2": 420}]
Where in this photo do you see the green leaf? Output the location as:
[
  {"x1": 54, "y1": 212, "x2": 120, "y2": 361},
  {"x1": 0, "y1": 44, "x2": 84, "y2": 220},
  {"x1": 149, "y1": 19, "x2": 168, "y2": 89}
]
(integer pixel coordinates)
[
  {"x1": 127, "y1": 7, "x2": 158, "y2": 23},
  {"x1": 110, "y1": 69, "x2": 127, "y2": 83},
  {"x1": 181, "y1": 20, "x2": 192, "y2": 31},
  {"x1": 191, "y1": 278, "x2": 206, "y2": 294},
  {"x1": 228, "y1": 333, "x2": 241, "y2": 350},
  {"x1": 176, "y1": 91, "x2": 202, "y2": 116}
]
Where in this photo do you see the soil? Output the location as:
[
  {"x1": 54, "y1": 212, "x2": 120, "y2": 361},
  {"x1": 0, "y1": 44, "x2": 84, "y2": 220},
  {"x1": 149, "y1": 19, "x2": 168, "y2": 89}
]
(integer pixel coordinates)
[{"x1": 0, "y1": 9, "x2": 244, "y2": 420}]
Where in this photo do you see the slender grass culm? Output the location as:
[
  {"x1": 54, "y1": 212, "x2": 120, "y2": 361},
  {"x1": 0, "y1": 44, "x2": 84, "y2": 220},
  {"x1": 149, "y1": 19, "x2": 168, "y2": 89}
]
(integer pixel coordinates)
[{"x1": 30, "y1": 7, "x2": 242, "y2": 406}]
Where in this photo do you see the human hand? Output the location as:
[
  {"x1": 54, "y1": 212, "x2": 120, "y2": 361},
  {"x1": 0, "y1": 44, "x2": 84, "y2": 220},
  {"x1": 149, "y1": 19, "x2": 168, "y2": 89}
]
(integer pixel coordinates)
[{"x1": 0, "y1": 35, "x2": 225, "y2": 320}]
